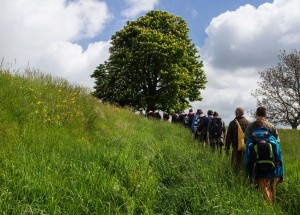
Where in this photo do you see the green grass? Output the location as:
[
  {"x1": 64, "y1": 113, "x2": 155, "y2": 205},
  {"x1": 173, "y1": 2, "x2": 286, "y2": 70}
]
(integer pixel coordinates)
[{"x1": 0, "y1": 68, "x2": 299, "y2": 214}]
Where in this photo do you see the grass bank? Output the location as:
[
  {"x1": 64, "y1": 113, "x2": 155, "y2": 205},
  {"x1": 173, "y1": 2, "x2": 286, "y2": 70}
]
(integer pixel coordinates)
[{"x1": 0, "y1": 69, "x2": 299, "y2": 214}]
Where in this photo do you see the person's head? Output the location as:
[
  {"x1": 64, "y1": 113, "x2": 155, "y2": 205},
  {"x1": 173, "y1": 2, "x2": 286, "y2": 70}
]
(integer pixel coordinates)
[
  {"x1": 213, "y1": 111, "x2": 219, "y2": 117},
  {"x1": 256, "y1": 106, "x2": 267, "y2": 118},
  {"x1": 189, "y1": 109, "x2": 193, "y2": 113},
  {"x1": 235, "y1": 107, "x2": 244, "y2": 117},
  {"x1": 207, "y1": 110, "x2": 213, "y2": 116},
  {"x1": 197, "y1": 109, "x2": 203, "y2": 115}
]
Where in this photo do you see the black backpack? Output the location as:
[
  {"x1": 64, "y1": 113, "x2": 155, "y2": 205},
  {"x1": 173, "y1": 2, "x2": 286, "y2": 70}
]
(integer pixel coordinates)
[
  {"x1": 188, "y1": 113, "x2": 195, "y2": 126},
  {"x1": 209, "y1": 117, "x2": 223, "y2": 138},
  {"x1": 251, "y1": 129, "x2": 276, "y2": 174}
]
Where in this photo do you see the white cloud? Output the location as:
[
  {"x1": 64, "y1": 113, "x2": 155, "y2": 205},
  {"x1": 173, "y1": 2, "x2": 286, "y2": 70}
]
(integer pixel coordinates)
[
  {"x1": 0, "y1": 0, "x2": 111, "y2": 88},
  {"x1": 192, "y1": 62, "x2": 258, "y2": 123},
  {"x1": 38, "y1": 40, "x2": 111, "y2": 88},
  {"x1": 197, "y1": 0, "x2": 300, "y2": 124},
  {"x1": 202, "y1": 0, "x2": 300, "y2": 70},
  {"x1": 121, "y1": 0, "x2": 159, "y2": 18}
]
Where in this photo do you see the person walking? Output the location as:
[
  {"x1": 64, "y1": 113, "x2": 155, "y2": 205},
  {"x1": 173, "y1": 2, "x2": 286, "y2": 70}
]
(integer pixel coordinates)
[
  {"x1": 163, "y1": 112, "x2": 170, "y2": 121},
  {"x1": 207, "y1": 111, "x2": 226, "y2": 154},
  {"x1": 193, "y1": 109, "x2": 205, "y2": 139},
  {"x1": 154, "y1": 111, "x2": 162, "y2": 120},
  {"x1": 245, "y1": 106, "x2": 280, "y2": 142},
  {"x1": 244, "y1": 106, "x2": 284, "y2": 203},
  {"x1": 171, "y1": 112, "x2": 179, "y2": 123},
  {"x1": 197, "y1": 110, "x2": 213, "y2": 147},
  {"x1": 187, "y1": 109, "x2": 195, "y2": 132},
  {"x1": 225, "y1": 107, "x2": 250, "y2": 174}
]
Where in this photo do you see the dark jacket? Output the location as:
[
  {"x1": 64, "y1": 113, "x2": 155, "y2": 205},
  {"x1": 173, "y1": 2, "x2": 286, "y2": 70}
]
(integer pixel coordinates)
[
  {"x1": 225, "y1": 116, "x2": 250, "y2": 151},
  {"x1": 198, "y1": 115, "x2": 212, "y2": 131}
]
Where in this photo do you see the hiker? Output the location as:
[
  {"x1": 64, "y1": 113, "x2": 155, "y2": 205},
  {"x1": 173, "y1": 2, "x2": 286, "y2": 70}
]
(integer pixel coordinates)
[
  {"x1": 147, "y1": 111, "x2": 155, "y2": 119},
  {"x1": 245, "y1": 106, "x2": 280, "y2": 142},
  {"x1": 207, "y1": 111, "x2": 226, "y2": 153},
  {"x1": 197, "y1": 110, "x2": 213, "y2": 146},
  {"x1": 171, "y1": 112, "x2": 179, "y2": 123},
  {"x1": 154, "y1": 111, "x2": 162, "y2": 120},
  {"x1": 193, "y1": 109, "x2": 205, "y2": 139},
  {"x1": 187, "y1": 109, "x2": 195, "y2": 132},
  {"x1": 178, "y1": 112, "x2": 187, "y2": 126},
  {"x1": 225, "y1": 107, "x2": 250, "y2": 174},
  {"x1": 191, "y1": 109, "x2": 202, "y2": 132},
  {"x1": 163, "y1": 112, "x2": 170, "y2": 121},
  {"x1": 244, "y1": 106, "x2": 284, "y2": 203}
]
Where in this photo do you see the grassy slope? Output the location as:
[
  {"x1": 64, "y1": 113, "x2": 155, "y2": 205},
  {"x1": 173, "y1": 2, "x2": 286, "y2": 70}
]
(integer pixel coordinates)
[{"x1": 0, "y1": 69, "x2": 299, "y2": 214}]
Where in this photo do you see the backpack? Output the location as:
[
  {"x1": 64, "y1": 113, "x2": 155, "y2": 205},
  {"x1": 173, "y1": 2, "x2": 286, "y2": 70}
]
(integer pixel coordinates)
[
  {"x1": 235, "y1": 119, "x2": 245, "y2": 151},
  {"x1": 188, "y1": 113, "x2": 195, "y2": 126},
  {"x1": 209, "y1": 117, "x2": 223, "y2": 138},
  {"x1": 196, "y1": 115, "x2": 206, "y2": 132},
  {"x1": 250, "y1": 127, "x2": 276, "y2": 174},
  {"x1": 195, "y1": 115, "x2": 203, "y2": 128}
]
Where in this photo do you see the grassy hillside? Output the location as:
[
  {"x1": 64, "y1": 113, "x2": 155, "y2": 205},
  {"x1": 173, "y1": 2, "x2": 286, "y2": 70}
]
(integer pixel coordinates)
[{"x1": 0, "y1": 69, "x2": 299, "y2": 214}]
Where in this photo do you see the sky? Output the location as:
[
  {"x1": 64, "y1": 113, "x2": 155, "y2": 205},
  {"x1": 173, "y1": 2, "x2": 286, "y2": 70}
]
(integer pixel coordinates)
[{"x1": 1, "y1": 0, "x2": 300, "y2": 124}]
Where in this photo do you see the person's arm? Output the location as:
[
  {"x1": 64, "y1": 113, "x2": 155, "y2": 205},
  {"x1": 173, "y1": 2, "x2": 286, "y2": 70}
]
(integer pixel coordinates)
[
  {"x1": 222, "y1": 120, "x2": 226, "y2": 136},
  {"x1": 225, "y1": 121, "x2": 233, "y2": 153},
  {"x1": 244, "y1": 138, "x2": 253, "y2": 179},
  {"x1": 207, "y1": 120, "x2": 211, "y2": 143},
  {"x1": 271, "y1": 127, "x2": 280, "y2": 143}
]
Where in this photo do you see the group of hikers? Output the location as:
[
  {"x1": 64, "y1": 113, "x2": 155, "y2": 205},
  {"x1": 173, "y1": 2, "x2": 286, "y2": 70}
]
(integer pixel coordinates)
[{"x1": 147, "y1": 106, "x2": 284, "y2": 203}]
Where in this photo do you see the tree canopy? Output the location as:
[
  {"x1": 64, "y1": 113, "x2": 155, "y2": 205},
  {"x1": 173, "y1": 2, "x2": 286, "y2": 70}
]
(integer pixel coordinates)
[
  {"x1": 252, "y1": 50, "x2": 300, "y2": 129},
  {"x1": 91, "y1": 10, "x2": 206, "y2": 113}
]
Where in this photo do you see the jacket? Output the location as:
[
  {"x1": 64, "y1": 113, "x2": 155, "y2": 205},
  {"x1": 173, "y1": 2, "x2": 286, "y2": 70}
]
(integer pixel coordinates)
[{"x1": 225, "y1": 116, "x2": 250, "y2": 152}]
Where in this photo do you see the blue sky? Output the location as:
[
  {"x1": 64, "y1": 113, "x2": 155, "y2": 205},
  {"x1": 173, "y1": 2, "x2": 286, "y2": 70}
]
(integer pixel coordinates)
[
  {"x1": 1, "y1": 0, "x2": 300, "y2": 124},
  {"x1": 80, "y1": 0, "x2": 273, "y2": 48}
]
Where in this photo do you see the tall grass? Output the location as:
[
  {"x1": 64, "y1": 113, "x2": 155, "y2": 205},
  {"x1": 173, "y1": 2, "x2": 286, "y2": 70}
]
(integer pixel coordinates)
[
  {"x1": 276, "y1": 129, "x2": 300, "y2": 214},
  {"x1": 0, "y1": 68, "x2": 299, "y2": 214}
]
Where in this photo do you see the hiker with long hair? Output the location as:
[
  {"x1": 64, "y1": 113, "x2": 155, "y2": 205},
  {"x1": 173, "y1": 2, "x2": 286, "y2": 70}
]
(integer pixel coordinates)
[
  {"x1": 245, "y1": 106, "x2": 280, "y2": 142},
  {"x1": 244, "y1": 106, "x2": 284, "y2": 203}
]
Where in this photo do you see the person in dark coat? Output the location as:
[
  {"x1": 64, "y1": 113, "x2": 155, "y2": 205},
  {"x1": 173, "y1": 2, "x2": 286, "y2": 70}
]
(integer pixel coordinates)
[
  {"x1": 171, "y1": 112, "x2": 179, "y2": 123},
  {"x1": 197, "y1": 110, "x2": 213, "y2": 147},
  {"x1": 163, "y1": 112, "x2": 170, "y2": 121},
  {"x1": 154, "y1": 111, "x2": 162, "y2": 120},
  {"x1": 225, "y1": 107, "x2": 250, "y2": 174},
  {"x1": 207, "y1": 111, "x2": 226, "y2": 154}
]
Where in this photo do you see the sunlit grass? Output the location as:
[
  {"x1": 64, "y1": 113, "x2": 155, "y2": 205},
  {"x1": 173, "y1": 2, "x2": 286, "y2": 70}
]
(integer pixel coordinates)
[{"x1": 0, "y1": 68, "x2": 299, "y2": 214}]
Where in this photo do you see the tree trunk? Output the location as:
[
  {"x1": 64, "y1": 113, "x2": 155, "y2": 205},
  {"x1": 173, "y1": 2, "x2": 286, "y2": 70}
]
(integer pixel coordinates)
[{"x1": 291, "y1": 124, "x2": 298, "y2": 129}]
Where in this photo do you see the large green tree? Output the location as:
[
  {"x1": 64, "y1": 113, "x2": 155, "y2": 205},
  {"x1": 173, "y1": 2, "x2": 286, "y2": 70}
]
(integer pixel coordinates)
[
  {"x1": 91, "y1": 10, "x2": 206, "y2": 113},
  {"x1": 252, "y1": 50, "x2": 300, "y2": 129}
]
